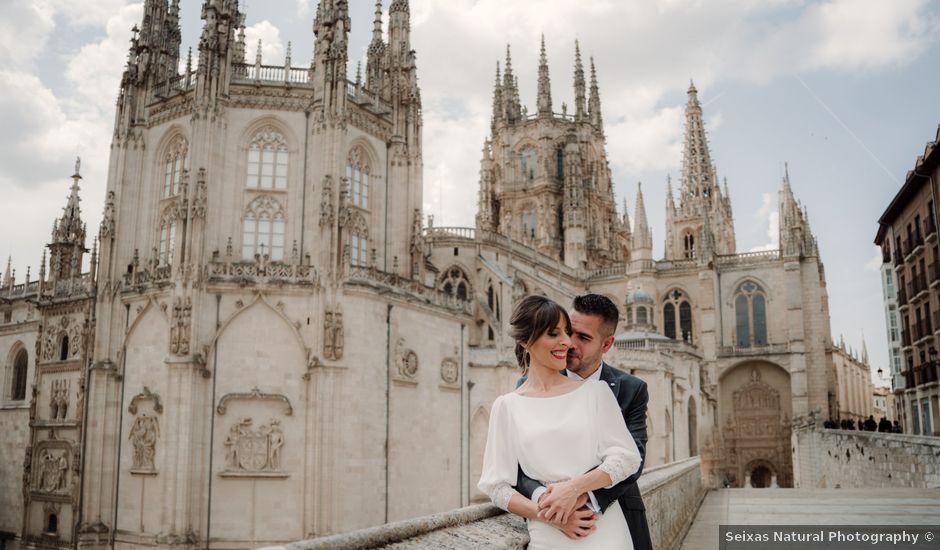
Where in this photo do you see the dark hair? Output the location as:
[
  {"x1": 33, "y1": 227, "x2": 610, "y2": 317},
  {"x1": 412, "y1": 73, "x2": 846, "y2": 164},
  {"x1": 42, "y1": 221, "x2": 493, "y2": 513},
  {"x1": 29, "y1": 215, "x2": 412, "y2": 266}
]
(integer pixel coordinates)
[
  {"x1": 572, "y1": 294, "x2": 620, "y2": 337},
  {"x1": 509, "y1": 295, "x2": 572, "y2": 370}
]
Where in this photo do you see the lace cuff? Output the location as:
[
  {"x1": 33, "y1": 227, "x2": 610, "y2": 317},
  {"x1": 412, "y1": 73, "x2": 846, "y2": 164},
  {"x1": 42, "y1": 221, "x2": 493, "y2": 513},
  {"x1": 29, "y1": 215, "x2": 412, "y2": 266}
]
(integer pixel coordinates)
[
  {"x1": 598, "y1": 452, "x2": 640, "y2": 487},
  {"x1": 491, "y1": 483, "x2": 516, "y2": 511}
]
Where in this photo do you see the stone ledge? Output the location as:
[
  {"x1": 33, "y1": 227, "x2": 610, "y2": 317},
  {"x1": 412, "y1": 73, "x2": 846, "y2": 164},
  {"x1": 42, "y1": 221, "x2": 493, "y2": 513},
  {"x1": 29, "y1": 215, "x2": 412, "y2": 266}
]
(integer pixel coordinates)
[{"x1": 281, "y1": 457, "x2": 706, "y2": 549}]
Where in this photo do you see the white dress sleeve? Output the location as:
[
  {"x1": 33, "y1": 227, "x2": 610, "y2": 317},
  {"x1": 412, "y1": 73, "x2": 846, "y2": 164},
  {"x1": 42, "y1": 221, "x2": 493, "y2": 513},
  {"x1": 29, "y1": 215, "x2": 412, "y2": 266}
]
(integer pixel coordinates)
[
  {"x1": 477, "y1": 395, "x2": 519, "y2": 511},
  {"x1": 593, "y1": 381, "x2": 642, "y2": 489}
]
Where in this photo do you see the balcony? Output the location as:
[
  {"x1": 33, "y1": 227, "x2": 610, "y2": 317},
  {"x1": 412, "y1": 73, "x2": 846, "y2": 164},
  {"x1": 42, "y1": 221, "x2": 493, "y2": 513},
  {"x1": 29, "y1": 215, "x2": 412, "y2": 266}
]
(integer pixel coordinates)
[
  {"x1": 897, "y1": 286, "x2": 909, "y2": 308},
  {"x1": 913, "y1": 361, "x2": 940, "y2": 386},
  {"x1": 718, "y1": 342, "x2": 791, "y2": 358},
  {"x1": 910, "y1": 273, "x2": 929, "y2": 302},
  {"x1": 904, "y1": 231, "x2": 925, "y2": 260},
  {"x1": 901, "y1": 328, "x2": 912, "y2": 348},
  {"x1": 931, "y1": 261, "x2": 940, "y2": 289},
  {"x1": 914, "y1": 317, "x2": 934, "y2": 344},
  {"x1": 926, "y1": 217, "x2": 938, "y2": 242}
]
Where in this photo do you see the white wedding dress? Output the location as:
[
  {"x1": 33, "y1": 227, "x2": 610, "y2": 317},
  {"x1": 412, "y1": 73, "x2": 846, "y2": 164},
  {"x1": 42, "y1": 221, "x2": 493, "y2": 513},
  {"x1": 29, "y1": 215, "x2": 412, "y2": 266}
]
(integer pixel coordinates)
[{"x1": 478, "y1": 380, "x2": 641, "y2": 549}]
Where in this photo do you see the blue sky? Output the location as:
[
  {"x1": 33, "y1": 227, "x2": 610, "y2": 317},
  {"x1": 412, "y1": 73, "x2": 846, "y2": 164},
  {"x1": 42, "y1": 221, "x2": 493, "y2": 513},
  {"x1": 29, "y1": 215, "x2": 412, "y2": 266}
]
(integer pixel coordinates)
[{"x1": 2, "y1": 0, "x2": 939, "y2": 385}]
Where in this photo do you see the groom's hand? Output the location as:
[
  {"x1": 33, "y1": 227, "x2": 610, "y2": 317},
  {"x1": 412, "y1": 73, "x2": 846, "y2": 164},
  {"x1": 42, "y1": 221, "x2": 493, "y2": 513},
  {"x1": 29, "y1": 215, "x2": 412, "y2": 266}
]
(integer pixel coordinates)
[
  {"x1": 538, "y1": 484, "x2": 587, "y2": 524},
  {"x1": 551, "y1": 506, "x2": 597, "y2": 540}
]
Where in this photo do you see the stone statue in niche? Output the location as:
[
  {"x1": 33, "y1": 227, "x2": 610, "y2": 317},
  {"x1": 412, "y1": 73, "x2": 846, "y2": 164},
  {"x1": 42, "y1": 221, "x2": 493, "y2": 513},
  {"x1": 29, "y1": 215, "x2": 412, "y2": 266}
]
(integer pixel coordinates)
[
  {"x1": 223, "y1": 417, "x2": 285, "y2": 473},
  {"x1": 129, "y1": 413, "x2": 159, "y2": 471},
  {"x1": 169, "y1": 297, "x2": 192, "y2": 355},
  {"x1": 36, "y1": 450, "x2": 68, "y2": 493},
  {"x1": 49, "y1": 379, "x2": 70, "y2": 420}
]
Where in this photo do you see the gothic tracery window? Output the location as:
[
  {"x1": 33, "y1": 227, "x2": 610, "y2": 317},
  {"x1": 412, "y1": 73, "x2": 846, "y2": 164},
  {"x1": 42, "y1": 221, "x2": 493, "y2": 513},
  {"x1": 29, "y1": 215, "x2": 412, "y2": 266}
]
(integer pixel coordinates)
[
  {"x1": 242, "y1": 196, "x2": 286, "y2": 260},
  {"x1": 163, "y1": 137, "x2": 187, "y2": 197},
  {"x1": 439, "y1": 267, "x2": 471, "y2": 301},
  {"x1": 521, "y1": 207, "x2": 537, "y2": 241},
  {"x1": 247, "y1": 127, "x2": 289, "y2": 190},
  {"x1": 734, "y1": 281, "x2": 768, "y2": 347},
  {"x1": 346, "y1": 147, "x2": 371, "y2": 209}
]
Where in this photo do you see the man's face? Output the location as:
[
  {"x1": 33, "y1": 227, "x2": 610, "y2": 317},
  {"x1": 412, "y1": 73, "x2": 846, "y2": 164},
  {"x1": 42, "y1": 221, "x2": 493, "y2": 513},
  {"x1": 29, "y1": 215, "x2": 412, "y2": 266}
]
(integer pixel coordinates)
[{"x1": 566, "y1": 310, "x2": 614, "y2": 376}]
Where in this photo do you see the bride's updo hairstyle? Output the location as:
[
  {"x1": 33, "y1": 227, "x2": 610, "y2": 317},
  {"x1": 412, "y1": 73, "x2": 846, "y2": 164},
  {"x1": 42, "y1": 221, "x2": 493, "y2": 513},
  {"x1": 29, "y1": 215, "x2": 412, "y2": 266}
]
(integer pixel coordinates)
[{"x1": 509, "y1": 295, "x2": 572, "y2": 370}]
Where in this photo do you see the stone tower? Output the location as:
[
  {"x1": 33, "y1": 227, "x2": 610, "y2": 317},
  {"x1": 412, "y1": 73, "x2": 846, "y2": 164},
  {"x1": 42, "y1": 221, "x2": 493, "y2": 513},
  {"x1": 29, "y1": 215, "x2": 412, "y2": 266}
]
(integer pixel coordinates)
[
  {"x1": 475, "y1": 40, "x2": 628, "y2": 270},
  {"x1": 665, "y1": 81, "x2": 736, "y2": 260}
]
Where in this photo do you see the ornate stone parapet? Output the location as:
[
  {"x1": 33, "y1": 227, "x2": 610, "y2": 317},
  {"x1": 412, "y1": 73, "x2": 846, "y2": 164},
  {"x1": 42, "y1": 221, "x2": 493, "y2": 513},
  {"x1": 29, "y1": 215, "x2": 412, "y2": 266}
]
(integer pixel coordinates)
[
  {"x1": 206, "y1": 256, "x2": 321, "y2": 289},
  {"x1": 346, "y1": 267, "x2": 471, "y2": 315},
  {"x1": 278, "y1": 458, "x2": 704, "y2": 549}
]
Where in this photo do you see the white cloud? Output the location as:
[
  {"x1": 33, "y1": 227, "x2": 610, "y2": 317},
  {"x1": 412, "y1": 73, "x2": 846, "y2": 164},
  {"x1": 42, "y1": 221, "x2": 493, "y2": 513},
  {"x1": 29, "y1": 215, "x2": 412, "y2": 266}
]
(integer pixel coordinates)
[
  {"x1": 0, "y1": 2, "x2": 55, "y2": 69},
  {"x1": 749, "y1": 192, "x2": 780, "y2": 252},
  {"x1": 865, "y1": 247, "x2": 884, "y2": 271},
  {"x1": 296, "y1": 0, "x2": 310, "y2": 18},
  {"x1": 244, "y1": 21, "x2": 285, "y2": 65}
]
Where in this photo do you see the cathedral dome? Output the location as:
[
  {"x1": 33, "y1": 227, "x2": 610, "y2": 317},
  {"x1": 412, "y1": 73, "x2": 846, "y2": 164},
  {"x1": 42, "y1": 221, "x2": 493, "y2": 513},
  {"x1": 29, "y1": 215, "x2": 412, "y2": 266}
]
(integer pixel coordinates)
[{"x1": 625, "y1": 288, "x2": 653, "y2": 305}]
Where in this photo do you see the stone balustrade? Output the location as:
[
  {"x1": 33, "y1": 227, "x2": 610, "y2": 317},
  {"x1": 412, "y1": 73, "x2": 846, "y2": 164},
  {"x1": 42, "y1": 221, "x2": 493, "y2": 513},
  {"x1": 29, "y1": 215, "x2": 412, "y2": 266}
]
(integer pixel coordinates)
[
  {"x1": 792, "y1": 422, "x2": 940, "y2": 489},
  {"x1": 280, "y1": 457, "x2": 704, "y2": 549}
]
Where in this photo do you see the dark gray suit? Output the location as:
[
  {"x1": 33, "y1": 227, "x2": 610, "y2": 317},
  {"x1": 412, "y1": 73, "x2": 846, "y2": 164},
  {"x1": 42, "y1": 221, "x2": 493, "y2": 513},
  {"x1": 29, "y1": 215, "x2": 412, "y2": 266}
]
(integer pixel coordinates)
[{"x1": 515, "y1": 363, "x2": 653, "y2": 550}]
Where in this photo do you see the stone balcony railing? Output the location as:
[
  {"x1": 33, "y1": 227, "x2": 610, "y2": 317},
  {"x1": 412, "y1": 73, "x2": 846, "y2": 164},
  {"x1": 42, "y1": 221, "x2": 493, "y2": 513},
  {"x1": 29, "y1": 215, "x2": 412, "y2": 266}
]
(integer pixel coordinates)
[
  {"x1": 346, "y1": 266, "x2": 472, "y2": 315},
  {"x1": 718, "y1": 342, "x2": 790, "y2": 358},
  {"x1": 281, "y1": 457, "x2": 705, "y2": 549}
]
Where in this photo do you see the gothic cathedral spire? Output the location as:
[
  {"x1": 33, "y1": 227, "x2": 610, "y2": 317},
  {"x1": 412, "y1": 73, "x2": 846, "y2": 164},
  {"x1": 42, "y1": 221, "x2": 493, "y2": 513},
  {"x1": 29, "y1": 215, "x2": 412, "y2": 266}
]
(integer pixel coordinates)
[
  {"x1": 537, "y1": 35, "x2": 552, "y2": 117},
  {"x1": 573, "y1": 40, "x2": 587, "y2": 121}
]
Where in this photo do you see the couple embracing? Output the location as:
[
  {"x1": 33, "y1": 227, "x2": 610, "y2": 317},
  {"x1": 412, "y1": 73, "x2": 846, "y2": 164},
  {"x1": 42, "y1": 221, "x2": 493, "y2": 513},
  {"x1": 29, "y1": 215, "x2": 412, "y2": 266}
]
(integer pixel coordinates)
[{"x1": 478, "y1": 294, "x2": 652, "y2": 549}]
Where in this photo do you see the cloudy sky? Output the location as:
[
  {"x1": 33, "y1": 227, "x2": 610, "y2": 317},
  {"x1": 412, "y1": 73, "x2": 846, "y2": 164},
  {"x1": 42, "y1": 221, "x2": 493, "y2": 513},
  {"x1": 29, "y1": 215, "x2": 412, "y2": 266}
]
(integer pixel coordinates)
[{"x1": 2, "y1": 0, "x2": 939, "y2": 384}]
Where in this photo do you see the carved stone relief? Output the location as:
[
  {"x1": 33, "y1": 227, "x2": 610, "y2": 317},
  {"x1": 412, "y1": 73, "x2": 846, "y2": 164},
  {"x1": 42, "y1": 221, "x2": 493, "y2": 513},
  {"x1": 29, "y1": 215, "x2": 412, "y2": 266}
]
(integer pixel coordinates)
[
  {"x1": 323, "y1": 309, "x2": 344, "y2": 361},
  {"x1": 394, "y1": 338, "x2": 419, "y2": 384},
  {"x1": 319, "y1": 175, "x2": 334, "y2": 227},
  {"x1": 222, "y1": 417, "x2": 286, "y2": 476},
  {"x1": 34, "y1": 449, "x2": 69, "y2": 494},
  {"x1": 49, "y1": 379, "x2": 70, "y2": 420},
  {"x1": 128, "y1": 413, "x2": 159, "y2": 473},
  {"x1": 169, "y1": 297, "x2": 192, "y2": 355},
  {"x1": 440, "y1": 354, "x2": 459, "y2": 386}
]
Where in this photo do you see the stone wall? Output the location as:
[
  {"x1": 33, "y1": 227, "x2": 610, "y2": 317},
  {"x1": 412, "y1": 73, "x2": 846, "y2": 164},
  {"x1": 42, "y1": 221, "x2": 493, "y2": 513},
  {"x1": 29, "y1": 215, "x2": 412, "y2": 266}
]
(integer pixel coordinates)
[
  {"x1": 282, "y1": 457, "x2": 705, "y2": 549},
  {"x1": 793, "y1": 423, "x2": 940, "y2": 489}
]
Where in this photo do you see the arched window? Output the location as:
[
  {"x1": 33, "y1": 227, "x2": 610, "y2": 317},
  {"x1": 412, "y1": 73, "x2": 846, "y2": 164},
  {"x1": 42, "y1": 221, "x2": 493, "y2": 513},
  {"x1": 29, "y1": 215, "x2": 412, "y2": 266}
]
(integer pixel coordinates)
[
  {"x1": 680, "y1": 302, "x2": 693, "y2": 343},
  {"x1": 242, "y1": 196, "x2": 286, "y2": 260},
  {"x1": 11, "y1": 349, "x2": 27, "y2": 400},
  {"x1": 663, "y1": 289, "x2": 693, "y2": 344},
  {"x1": 487, "y1": 283, "x2": 501, "y2": 321},
  {"x1": 520, "y1": 148, "x2": 537, "y2": 181},
  {"x1": 59, "y1": 336, "x2": 69, "y2": 361},
  {"x1": 346, "y1": 147, "x2": 371, "y2": 209},
  {"x1": 521, "y1": 208, "x2": 537, "y2": 241},
  {"x1": 734, "y1": 282, "x2": 768, "y2": 347},
  {"x1": 349, "y1": 213, "x2": 370, "y2": 268},
  {"x1": 163, "y1": 137, "x2": 187, "y2": 197},
  {"x1": 555, "y1": 147, "x2": 564, "y2": 180},
  {"x1": 439, "y1": 267, "x2": 471, "y2": 301},
  {"x1": 247, "y1": 127, "x2": 288, "y2": 190},
  {"x1": 663, "y1": 303, "x2": 676, "y2": 339},
  {"x1": 158, "y1": 208, "x2": 177, "y2": 267},
  {"x1": 684, "y1": 231, "x2": 696, "y2": 260}
]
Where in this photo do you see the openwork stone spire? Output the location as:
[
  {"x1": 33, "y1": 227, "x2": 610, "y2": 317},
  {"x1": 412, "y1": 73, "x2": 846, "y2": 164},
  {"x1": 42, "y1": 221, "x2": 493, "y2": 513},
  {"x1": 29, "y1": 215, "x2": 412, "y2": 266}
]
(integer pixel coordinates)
[
  {"x1": 680, "y1": 80, "x2": 716, "y2": 203},
  {"x1": 573, "y1": 40, "x2": 586, "y2": 120},
  {"x1": 537, "y1": 35, "x2": 552, "y2": 117},
  {"x1": 588, "y1": 56, "x2": 602, "y2": 128}
]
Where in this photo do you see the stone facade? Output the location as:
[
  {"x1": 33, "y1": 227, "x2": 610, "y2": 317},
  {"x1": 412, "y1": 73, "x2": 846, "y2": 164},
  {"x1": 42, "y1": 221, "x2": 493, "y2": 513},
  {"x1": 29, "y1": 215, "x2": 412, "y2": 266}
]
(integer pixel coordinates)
[
  {"x1": 830, "y1": 338, "x2": 876, "y2": 424},
  {"x1": 792, "y1": 417, "x2": 940, "y2": 489},
  {"x1": 0, "y1": 1, "x2": 859, "y2": 548},
  {"x1": 875, "y1": 123, "x2": 940, "y2": 436}
]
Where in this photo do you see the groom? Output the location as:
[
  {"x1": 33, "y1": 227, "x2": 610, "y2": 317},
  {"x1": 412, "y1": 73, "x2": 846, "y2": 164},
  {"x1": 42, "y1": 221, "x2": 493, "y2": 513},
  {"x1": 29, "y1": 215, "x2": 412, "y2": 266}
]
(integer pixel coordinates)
[{"x1": 515, "y1": 294, "x2": 652, "y2": 550}]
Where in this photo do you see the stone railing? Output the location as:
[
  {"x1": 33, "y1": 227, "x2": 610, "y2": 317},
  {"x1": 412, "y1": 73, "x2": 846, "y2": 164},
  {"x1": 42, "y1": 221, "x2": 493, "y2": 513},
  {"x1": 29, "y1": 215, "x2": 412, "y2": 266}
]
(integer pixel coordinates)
[
  {"x1": 614, "y1": 338, "x2": 698, "y2": 355},
  {"x1": 792, "y1": 421, "x2": 940, "y2": 489},
  {"x1": 718, "y1": 342, "x2": 790, "y2": 358},
  {"x1": 346, "y1": 267, "x2": 472, "y2": 315},
  {"x1": 1, "y1": 280, "x2": 41, "y2": 300},
  {"x1": 232, "y1": 63, "x2": 311, "y2": 84},
  {"x1": 281, "y1": 457, "x2": 704, "y2": 549},
  {"x1": 715, "y1": 249, "x2": 780, "y2": 267}
]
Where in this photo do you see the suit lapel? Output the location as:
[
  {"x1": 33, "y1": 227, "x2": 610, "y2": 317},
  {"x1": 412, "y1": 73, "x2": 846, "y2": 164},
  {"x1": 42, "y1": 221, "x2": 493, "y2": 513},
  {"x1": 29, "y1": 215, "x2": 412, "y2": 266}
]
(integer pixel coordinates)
[{"x1": 599, "y1": 362, "x2": 620, "y2": 394}]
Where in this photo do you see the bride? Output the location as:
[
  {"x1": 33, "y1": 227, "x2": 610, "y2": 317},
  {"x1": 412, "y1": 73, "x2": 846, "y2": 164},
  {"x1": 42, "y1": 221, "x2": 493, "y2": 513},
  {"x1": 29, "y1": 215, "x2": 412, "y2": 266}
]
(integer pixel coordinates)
[{"x1": 478, "y1": 295, "x2": 641, "y2": 549}]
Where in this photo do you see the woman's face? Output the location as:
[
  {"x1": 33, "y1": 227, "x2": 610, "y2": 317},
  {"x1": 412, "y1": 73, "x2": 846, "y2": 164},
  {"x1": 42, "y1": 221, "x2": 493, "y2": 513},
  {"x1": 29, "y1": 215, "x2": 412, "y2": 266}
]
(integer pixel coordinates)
[{"x1": 527, "y1": 316, "x2": 572, "y2": 371}]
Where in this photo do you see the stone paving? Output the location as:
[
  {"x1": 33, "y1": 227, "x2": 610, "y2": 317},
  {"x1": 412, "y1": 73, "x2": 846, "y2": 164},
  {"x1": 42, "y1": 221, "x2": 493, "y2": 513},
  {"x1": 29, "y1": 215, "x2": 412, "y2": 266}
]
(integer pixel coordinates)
[{"x1": 679, "y1": 488, "x2": 940, "y2": 550}]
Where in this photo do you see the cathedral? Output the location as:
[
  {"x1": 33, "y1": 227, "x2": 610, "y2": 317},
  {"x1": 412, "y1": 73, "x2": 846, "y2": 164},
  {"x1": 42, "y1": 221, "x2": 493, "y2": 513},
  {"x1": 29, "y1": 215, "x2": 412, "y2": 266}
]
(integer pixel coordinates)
[{"x1": 0, "y1": 1, "x2": 873, "y2": 548}]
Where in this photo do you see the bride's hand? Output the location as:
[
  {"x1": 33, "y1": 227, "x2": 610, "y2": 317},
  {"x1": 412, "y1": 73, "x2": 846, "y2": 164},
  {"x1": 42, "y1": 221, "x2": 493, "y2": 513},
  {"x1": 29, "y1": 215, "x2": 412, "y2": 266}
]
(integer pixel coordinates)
[{"x1": 537, "y1": 482, "x2": 586, "y2": 524}]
